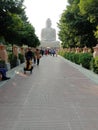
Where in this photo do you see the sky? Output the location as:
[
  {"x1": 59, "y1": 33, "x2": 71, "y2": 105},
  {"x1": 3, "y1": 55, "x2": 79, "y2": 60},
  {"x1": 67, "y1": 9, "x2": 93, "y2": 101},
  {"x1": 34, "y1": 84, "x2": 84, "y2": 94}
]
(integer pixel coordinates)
[{"x1": 24, "y1": 0, "x2": 68, "y2": 40}]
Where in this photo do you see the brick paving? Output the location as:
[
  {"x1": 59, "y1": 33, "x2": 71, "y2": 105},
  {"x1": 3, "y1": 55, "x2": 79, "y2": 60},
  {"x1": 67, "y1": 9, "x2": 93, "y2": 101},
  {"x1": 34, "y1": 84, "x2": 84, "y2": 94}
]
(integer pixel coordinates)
[{"x1": 0, "y1": 55, "x2": 98, "y2": 130}]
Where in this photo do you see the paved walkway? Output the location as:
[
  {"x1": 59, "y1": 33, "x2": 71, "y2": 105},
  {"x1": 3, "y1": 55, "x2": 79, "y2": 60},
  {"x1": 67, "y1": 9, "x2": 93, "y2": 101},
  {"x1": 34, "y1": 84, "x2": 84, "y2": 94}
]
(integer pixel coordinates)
[{"x1": 0, "y1": 55, "x2": 98, "y2": 130}]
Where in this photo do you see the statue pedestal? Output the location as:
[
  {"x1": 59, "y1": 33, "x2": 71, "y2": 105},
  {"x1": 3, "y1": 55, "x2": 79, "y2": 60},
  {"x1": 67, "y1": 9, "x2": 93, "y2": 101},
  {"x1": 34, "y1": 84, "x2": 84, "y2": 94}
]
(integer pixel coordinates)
[{"x1": 40, "y1": 41, "x2": 60, "y2": 48}]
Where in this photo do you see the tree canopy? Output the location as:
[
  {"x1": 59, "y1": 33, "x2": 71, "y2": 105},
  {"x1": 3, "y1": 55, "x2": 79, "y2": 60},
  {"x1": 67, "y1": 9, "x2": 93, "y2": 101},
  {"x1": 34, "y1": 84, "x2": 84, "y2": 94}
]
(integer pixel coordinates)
[
  {"x1": 58, "y1": 0, "x2": 98, "y2": 48},
  {"x1": 0, "y1": 0, "x2": 40, "y2": 47}
]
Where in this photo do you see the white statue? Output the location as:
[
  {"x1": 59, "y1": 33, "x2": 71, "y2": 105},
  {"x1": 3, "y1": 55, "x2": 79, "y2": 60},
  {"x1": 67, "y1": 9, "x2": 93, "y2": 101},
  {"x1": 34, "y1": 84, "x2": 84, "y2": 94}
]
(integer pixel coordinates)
[
  {"x1": 40, "y1": 18, "x2": 60, "y2": 48},
  {"x1": 41, "y1": 18, "x2": 56, "y2": 42}
]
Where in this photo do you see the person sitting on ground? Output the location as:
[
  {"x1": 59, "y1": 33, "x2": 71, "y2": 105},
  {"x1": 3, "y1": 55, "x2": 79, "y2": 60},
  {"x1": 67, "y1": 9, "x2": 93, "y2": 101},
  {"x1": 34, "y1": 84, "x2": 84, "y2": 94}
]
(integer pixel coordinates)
[
  {"x1": 24, "y1": 57, "x2": 33, "y2": 73},
  {"x1": 0, "y1": 68, "x2": 10, "y2": 81}
]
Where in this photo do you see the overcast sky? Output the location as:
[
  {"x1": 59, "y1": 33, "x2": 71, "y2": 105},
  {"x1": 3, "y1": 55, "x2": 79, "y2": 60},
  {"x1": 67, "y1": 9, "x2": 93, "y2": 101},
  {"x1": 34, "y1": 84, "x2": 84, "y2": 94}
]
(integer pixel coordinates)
[{"x1": 24, "y1": 0, "x2": 68, "y2": 40}]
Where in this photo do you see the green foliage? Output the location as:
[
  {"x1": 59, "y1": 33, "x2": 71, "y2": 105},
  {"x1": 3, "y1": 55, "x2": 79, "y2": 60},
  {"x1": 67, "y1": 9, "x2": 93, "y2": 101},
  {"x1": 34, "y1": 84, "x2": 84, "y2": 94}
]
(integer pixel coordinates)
[
  {"x1": 62, "y1": 52, "x2": 80, "y2": 64},
  {"x1": 94, "y1": 26, "x2": 98, "y2": 41},
  {"x1": 59, "y1": 51, "x2": 93, "y2": 69},
  {"x1": 66, "y1": 52, "x2": 75, "y2": 62},
  {"x1": 73, "y1": 53, "x2": 80, "y2": 64},
  {"x1": 63, "y1": 52, "x2": 70, "y2": 59},
  {"x1": 90, "y1": 57, "x2": 98, "y2": 74},
  {"x1": 59, "y1": 50, "x2": 98, "y2": 75},
  {"x1": 58, "y1": 0, "x2": 98, "y2": 49},
  {"x1": 79, "y1": 0, "x2": 92, "y2": 14},
  {"x1": 20, "y1": 23, "x2": 40, "y2": 47},
  {"x1": 0, "y1": 0, "x2": 24, "y2": 35},
  {"x1": 94, "y1": 56, "x2": 98, "y2": 67},
  {"x1": 0, "y1": 0, "x2": 40, "y2": 48},
  {"x1": 79, "y1": 53, "x2": 93, "y2": 69},
  {"x1": 58, "y1": 51, "x2": 65, "y2": 56}
]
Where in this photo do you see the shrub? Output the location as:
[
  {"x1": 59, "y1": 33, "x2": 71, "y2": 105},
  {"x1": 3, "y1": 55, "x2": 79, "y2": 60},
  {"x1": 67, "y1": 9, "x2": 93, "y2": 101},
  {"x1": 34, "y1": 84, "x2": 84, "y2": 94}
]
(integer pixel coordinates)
[
  {"x1": 63, "y1": 52, "x2": 70, "y2": 59},
  {"x1": 73, "y1": 53, "x2": 80, "y2": 64},
  {"x1": 58, "y1": 51, "x2": 65, "y2": 56},
  {"x1": 91, "y1": 57, "x2": 98, "y2": 74},
  {"x1": 79, "y1": 53, "x2": 93, "y2": 69},
  {"x1": 67, "y1": 52, "x2": 75, "y2": 62},
  {"x1": 94, "y1": 56, "x2": 98, "y2": 67},
  {"x1": 59, "y1": 51, "x2": 94, "y2": 71},
  {"x1": 62, "y1": 52, "x2": 80, "y2": 64}
]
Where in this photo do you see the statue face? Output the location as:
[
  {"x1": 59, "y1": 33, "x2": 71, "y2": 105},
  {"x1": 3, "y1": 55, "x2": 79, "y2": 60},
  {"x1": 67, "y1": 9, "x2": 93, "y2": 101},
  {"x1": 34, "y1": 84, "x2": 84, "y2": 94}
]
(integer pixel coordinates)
[{"x1": 46, "y1": 18, "x2": 51, "y2": 28}]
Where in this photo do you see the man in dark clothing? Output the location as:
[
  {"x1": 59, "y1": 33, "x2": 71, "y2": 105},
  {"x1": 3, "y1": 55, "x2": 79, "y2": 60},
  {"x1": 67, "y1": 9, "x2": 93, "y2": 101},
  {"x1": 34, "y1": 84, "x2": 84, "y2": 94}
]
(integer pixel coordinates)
[{"x1": 25, "y1": 47, "x2": 34, "y2": 60}]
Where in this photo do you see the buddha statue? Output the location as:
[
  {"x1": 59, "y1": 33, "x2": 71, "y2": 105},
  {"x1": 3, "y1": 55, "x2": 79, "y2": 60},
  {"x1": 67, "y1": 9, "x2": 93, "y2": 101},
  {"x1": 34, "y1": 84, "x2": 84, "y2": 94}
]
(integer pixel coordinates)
[
  {"x1": 41, "y1": 18, "x2": 56, "y2": 42},
  {"x1": 40, "y1": 18, "x2": 60, "y2": 48}
]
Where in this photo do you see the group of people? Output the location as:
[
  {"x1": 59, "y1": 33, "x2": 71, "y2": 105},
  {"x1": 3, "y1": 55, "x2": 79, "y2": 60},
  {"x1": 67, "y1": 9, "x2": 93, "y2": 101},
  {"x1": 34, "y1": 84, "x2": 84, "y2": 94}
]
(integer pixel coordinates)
[
  {"x1": 24, "y1": 48, "x2": 41, "y2": 73},
  {"x1": 0, "y1": 47, "x2": 41, "y2": 81},
  {"x1": 0, "y1": 47, "x2": 58, "y2": 81},
  {"x1": 40, "y1": 48, "x2": 58, "y2": 56},
  {"x1": 25, "y1": 48, "x2": 41, "y2": 65}
]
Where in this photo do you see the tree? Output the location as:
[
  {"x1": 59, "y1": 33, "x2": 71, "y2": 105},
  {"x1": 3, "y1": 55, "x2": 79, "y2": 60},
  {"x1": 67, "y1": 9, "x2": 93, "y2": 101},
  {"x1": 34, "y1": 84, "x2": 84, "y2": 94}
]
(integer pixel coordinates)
[
  {"x1": 58, "y1": 0, "x2": 80, "y2": 48},
  {"x1": 0, "y1": 0, "x2": 40, "y2": 48},
  {"x1": 58, "y1": 0, "x2": 98, "y2": 48},
  {"x1": 0, "y1": 0, "x2": 24, "y2": 37},
  {"x1": 20, "y1": 22, "x2": 40, "y2": 47}
]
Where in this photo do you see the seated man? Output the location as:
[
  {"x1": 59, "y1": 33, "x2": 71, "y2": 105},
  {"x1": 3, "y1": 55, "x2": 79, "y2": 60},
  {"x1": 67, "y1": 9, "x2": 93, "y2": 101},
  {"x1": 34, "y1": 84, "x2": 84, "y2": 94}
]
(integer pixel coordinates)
[
  {"x1": 0, "y1": 68, "x2": 10, "y2": 81},
  {"x1": 24, "y1": 57, "x2": 33, "y2": 74}
]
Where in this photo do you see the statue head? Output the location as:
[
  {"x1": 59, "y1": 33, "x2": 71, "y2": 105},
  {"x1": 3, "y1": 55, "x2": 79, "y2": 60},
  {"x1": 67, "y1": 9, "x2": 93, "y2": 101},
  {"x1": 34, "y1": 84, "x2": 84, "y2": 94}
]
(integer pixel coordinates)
[{"x1": 46, "y1": 18, "x2": 52, "y2": 28}]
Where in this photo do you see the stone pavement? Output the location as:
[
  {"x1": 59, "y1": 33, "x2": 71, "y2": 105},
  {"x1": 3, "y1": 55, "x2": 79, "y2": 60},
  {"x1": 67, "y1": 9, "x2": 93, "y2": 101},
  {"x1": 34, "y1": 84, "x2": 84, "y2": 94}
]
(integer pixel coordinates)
[{"x1": 0, "y1": 55, "x2": 98, "y2": 130}]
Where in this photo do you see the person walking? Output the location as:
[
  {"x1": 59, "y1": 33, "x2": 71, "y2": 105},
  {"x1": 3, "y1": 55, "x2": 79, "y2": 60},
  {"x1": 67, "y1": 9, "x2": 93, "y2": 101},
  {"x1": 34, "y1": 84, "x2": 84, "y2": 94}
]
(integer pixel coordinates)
[{"x1": 35, "y1": 48, "x2": 41, "y2": 65}]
